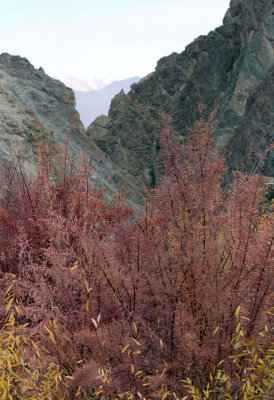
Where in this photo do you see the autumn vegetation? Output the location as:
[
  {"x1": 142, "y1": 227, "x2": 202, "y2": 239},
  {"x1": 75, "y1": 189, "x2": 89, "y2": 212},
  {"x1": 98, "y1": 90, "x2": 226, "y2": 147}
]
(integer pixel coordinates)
[{"x1": 0, "y1": 108, "x2": 273, "y2": 399}]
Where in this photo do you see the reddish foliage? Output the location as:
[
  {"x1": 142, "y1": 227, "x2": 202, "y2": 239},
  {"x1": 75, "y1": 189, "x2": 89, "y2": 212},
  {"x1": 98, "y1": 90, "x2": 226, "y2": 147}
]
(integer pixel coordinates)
[{"x1": 0, "y1": 108, "x2": 272, "y2": 399}]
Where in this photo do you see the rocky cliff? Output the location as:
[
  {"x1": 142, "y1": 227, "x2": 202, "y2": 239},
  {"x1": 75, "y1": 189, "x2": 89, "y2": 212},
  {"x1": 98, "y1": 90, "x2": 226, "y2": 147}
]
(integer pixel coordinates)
[
  {"x1": 0, "y1": 53, "x2": 141, "y2": 205},
  {"x1": 75, "y1": 77, "x2": 140, "y2": 128},
  {"x1": 87, "y1": 0, "x2": 274, "y2": 187}
]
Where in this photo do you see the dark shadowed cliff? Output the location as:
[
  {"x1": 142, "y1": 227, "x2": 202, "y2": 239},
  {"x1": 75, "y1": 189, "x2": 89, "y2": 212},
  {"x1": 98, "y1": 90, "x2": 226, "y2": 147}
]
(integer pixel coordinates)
[{"x1": 87, "y1": 0, "x2": 273, "y2": 187}]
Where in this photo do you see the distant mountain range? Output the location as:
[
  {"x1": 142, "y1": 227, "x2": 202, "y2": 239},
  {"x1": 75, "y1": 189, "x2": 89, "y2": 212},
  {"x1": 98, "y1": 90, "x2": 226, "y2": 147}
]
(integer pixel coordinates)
[
  {"x1": 54, "y1": 75, "x2": 114, "y2": 92},
  {"x1": 74, "y1": 77, "x2": 140, "y2": 128}
]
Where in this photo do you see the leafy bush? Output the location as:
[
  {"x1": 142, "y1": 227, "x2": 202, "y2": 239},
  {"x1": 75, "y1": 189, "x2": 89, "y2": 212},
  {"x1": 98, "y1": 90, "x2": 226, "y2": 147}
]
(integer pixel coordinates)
[
  {"x1": 0, "y1": 109, "x2": 272, "y2": 399},
  {"x1": 0, "y1": 288, "x2": 64, "y2": 399},
  {"x1": 183, "y1": 306, "x2": 274, "y2": 400}
]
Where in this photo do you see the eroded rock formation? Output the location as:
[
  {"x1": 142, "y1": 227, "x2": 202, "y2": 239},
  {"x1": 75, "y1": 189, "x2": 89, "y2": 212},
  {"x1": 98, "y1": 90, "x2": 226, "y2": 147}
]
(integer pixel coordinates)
[
  {"x1": 0, "y1": 53, "x2": 141, "y2": 205},
  {"x1": 87, "y1": 0, "x2": 273, "y2": 186}
]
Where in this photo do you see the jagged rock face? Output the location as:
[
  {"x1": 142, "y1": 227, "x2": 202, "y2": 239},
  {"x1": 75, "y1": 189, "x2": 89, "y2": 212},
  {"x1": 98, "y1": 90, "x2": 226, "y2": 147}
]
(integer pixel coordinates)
[
  {"x1": 0, "y1": 53, "x2": 85, "y2": 170},
  {"x1": 87, "y1": 0, "x2": 274, "y2": 186},
  {"x1": 74, "y1": 77, "x2": 140, "y2": 128},
  {"x1": 0, "y1": 53, "x2": 142, "y2": 205}
]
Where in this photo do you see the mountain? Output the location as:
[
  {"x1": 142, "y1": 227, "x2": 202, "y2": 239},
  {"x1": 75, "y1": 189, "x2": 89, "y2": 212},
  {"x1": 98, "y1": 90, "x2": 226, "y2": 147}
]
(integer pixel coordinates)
[
  {"x1": 74, "y1": 77, "x2": 140, "y2": 128},
  {"x1": 54, "y1": 75, "x2": 114, "y2": 92},
  {"x1": 87, "y1": 0, "x2": 274, "y2": 187},
  {"x1": 0, "y1": 0, "x2": 272, "y2": 206},
  {"x1": 0, "y1": 53, "x2": 141, "y2": 205}
]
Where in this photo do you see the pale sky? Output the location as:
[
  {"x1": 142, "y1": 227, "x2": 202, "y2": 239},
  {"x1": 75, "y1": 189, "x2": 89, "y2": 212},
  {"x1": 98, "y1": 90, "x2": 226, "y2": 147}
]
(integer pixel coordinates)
[{"x1": 0, "y1": 0, "x2": 231, "y2": 81}]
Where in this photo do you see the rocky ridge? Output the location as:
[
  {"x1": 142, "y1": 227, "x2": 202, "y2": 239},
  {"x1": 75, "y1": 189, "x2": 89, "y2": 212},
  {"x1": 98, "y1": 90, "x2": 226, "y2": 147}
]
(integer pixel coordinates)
[
  {"x1": 0, "y1": 53, "x2": 141, "y2": 205},
  {"x1": 87, "y1": 0, "x2": 274, "y2": 187},
  {"x1": 74, "y1": 76, "x2": 140, "y2": 128}
]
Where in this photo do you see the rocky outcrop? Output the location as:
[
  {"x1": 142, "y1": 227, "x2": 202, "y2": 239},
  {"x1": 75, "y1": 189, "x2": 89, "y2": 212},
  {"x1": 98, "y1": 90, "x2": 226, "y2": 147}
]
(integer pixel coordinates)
[
  {"x1": 75, "y1": 77, "x2": 140, "y2": 128},
  {"x1": 0, "y1": 53, "x2": 142, "y2": 206},
  {"x1": 0, "y1": 53, "x2": 83, "y2": 170},
  {"x1": 87, "y1": 0, "x2": 274, "y2": 186}
]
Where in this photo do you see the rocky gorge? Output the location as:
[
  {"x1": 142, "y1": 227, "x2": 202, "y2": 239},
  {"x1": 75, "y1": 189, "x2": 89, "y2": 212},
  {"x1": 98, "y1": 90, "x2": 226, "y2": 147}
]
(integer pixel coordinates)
[
  {"x1": 0, "y1": 53, "x2": 141, "y2": 205},
  {"x1": 87, "y1": 0, "x2": 274, "y2": 189},
  {"x1": 0, "y1": 0, "x2": 273, "y2": 203},
  {"x1": 0, "y1": 1, "x2": 273, "y2": 397}
]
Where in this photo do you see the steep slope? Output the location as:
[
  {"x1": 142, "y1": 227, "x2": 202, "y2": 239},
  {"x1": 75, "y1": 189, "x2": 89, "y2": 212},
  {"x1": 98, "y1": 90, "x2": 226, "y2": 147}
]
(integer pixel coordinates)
[
  {"x1": 87, "y1": 0, "x2": 274, "y2": 186},
  {"x1": 74, "y1": 77, "x2": 140, "y2": 128},
  {"x1": 0, "y1": 53, "x2": 84, "y2": 168},
  {"x1": 0, "y1": 53, "x2": 141, "y2": 204}
]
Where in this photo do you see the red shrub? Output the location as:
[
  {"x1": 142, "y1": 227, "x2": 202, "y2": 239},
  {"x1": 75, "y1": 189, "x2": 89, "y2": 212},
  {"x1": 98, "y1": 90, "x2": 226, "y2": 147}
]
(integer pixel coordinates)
[{"x1": 0, "y1": 109, "x2": 272, "y2": 399}]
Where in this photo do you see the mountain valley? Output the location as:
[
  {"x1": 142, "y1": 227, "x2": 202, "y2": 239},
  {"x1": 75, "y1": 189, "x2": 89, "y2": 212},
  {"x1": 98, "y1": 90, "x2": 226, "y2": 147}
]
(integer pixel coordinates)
[{"x1": 0, "y1": 0, "x2": 273, "y2": 202}]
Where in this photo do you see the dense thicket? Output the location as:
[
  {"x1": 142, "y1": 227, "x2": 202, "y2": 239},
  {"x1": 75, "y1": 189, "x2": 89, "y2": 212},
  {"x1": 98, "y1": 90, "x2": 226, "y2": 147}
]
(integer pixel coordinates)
[{"x1": 0, "y1": 109, "x2": 273, "y2": 399}]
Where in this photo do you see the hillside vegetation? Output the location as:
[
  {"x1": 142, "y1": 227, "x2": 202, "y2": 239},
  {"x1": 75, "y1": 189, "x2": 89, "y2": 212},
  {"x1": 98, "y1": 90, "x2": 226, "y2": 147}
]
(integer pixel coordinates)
[{"x1": 0, "y1": 109, "x2": 273, "y2": 399}]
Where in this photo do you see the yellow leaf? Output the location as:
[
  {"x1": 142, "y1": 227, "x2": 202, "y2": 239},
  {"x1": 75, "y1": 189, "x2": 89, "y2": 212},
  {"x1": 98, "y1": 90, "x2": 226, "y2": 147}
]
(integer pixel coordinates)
[
  {"x1": 44, "y1": 325, "x2": 54, "y2": 338},
  {"x1": 71, "y1": 260, "x2": 79, "y2": 271},
  {"x1": 132, "y1": 338, "x2": 141, "y2": 346},
  {"x1": 133, "y1": 350, "x2": 141, "y2": 355},
  {"x1": 85, "y1": 279, "x2": 92, "y2": 293},
  {"x1": 131, "y1": 365, "x2": 134, "y2": 374},
  {"x1": 42, "y1": 346, "x2": 50, "y2": 354},
  {"x1": 32, "y1": 340, "x2": 38, "y2": 349},
  {"x1": 15, "y1": 306, "x2": 23, "y2": 315},
  {"x1": 94, "y1": 390, "x2": 104, "y2": 395},
  {"x1": 8, "y1": 312, "x2": 15, "y2": 324},
  {"x1": 203, "y1": 383, "x2": 210, "y2": 398},
  {"x1": 235, "y1": 305, "x2": 241, "y2": 317},
  {"x1": 2, "y1": 387, "x2": 7, "y2": 400},
  {"x1": 213, "y1": 326, "x2": 219, "y2": 335},
  {"x1": 75, "y1": 386, "x2": 81, "y2": 396},
  {"x1": 86, "y1": 300, "x2": 90, "y2": 312},
  {"x1": 5, "y1": 285, "x2": 13, "y2": 295},
  {"x1": 53, "y1": 372, "x2": 61, "y2": 384},
  {"x1": 53, "y1": 319, "x2": 61, "y2": 333},
  {"x1": 49, "y1": 335, "x2": 57, "y2": 344},
  {"x1": 161, "y1": 392, "x2": 169, "y2": 400},
  {"x1": 122, "y1": 343, "x2": 130, "y2": 353},
  {"x1": 6, "y1": 297, "x2": 14, "y2": 312}
]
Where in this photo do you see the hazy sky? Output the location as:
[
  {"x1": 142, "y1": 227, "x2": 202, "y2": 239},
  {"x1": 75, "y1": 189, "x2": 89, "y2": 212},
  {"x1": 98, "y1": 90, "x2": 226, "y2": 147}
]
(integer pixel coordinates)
[{"x1": 1, "y1": 0, "x2": 231, "y2": 80}]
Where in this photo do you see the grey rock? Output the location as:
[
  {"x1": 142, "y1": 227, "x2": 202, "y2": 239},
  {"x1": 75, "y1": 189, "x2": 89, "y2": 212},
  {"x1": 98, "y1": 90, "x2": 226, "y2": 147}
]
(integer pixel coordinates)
[
  {"x1": 74, "y1": 77, "x2": 140, "y2": 128},
  {"x1": 0, "y1": 53, "x2": 142, "y2": 206},
  {"x1": 87, "y1": 0, "x2": 274, "y2": 187}
]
